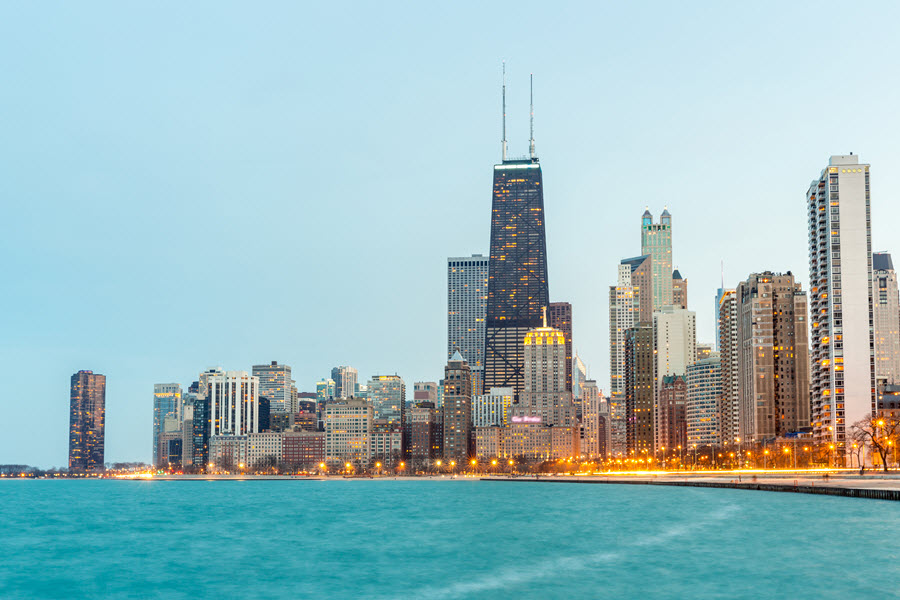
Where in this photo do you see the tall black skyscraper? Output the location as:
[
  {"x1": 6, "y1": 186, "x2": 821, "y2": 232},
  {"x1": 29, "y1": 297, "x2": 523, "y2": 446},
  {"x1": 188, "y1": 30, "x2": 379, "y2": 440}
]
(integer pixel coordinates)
[{"x1": 484, "y1": 70, "x2": 550, "y2": 399}]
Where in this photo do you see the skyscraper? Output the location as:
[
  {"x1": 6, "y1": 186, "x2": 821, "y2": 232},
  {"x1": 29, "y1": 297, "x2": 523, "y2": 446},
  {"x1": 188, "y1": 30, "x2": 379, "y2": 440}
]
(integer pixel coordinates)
[
  {"x1": 873, "y1": 252, "x2": 900, "y2": 384},
  {"x1": 368, "y1": 375, "x2": 406, "y2": 424},
  {"x1": 331, "y1": 365, "x2": 359, "y2": 399},
  {"x1": 581, "y1": 379, "x2": 601, "y2": 458},
  {"x1": 641, "y1": 209, "x2": 673, "y2": 311},
  {"x1": 672, "y1": 269, "x2": 688, "y2": 309},
  {"x1": 736, "y1": 272, "x2": 810, "y2": 443},
  {"x1": 252, "y1": 361, "x2": 293, "y2": 414},
  {"x1": 717, "y1": 290, "x2": 740, "y2": 445},
  {"x1": 442, "y1": 351, "x2": 473, "y2": 461},
  {"x1": 548, "y1": 302, "x2": 573, "y2": 392},
  {"x1": 807, "y1": 155, "x2": 876, "y2": 454},
  {"x1": 657, "y1": 374, "x2": 687, "y2": 453},
  {"x1": 448, "y1": 254, "x2": 489, "y2": 394},
  {"x1": 652, "y1": 306, "x2": 696, "y2": 451},
  {"x1": 686, "y1": 354, "x2": 722, "y2": 449},
  {"x1": 207, "y1": 371, "x2": 261, "y2": 437},
  {"x1": 625, "y1": 324, "x2": 654, "y2": 454},
  {"x1": 152, "y1": 383, "x2": 182, "y2": 467},
  {"x1": 484, "y1": 73, "x2": 550, "y2": 400},
  {"x1": 512, "y1": 319, "x2": 576, "y2": 427},
  {"x1": 69, "y1": 370, "x2": 106, "y2": 472}
]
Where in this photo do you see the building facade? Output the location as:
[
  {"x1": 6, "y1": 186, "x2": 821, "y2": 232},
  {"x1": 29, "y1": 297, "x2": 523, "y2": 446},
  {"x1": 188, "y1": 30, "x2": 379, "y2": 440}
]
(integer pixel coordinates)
[
  {"x1": 807, "y1": 155, "x2": 876, "y2": 453},
  {"x1": 652, "y1": 306, "x2": 697, "y2": 451},
  {"x1": 641, "y1": 208, "x2": 673, "y2": 311},
  {"x1": 448, "y1": 254, "x2": 489, "y2": 395},
  {"x1": 548, "y1": 302, "x2": 573, "y2": 392},
  {"x1": 152, "y1": 383, "x2": 181, "y2": 467},
  {"x1": 625, "y1": 324, "x2": 654, "y2": 454},
  {"x1": 736, "y1": 272, "x2": 810, "y2": 443},
  {"x1": 581, "y1": 379, "x2": 601, "y2": 458},
  {"x1": 331, "y1": 365, "x2": 359, "y2": 400},
  {"x1": 484, "y1": 158, "x2": 550, "y2": 400},
  {"x1": 208, "y1": 371, "x2": 261, "y2": 437},
  {"x1": 368, "y1": 375, "x2": 406, "y2": 424},
  {"x1": 672, "y1": 269, "x2": 688, "y2": 309},
  {"x1": 656, "y1": 375, "x2": 687, "y2": 453},
  {"x1": 252, "y1": 361, "x2": 293, "y2": 414},
  {"x1": 442, "y1": 351, "x2": 473, "y2": 461},
  {"x1": 686, "y1": 355, "x2": 722, "y2": 448},
  {"x1": 69, "y1": 370, "x2": 106, "y2": 472},
  {"x1": 324, "y1": 398, "x2": 373, "y2": 465},
  {"x1": 718, "y1": 290, "x2": 740, "y2": 445},
  {"x1": 873, "y1": 252, "x2": 900, "y2": 384},
  {"x1": 473, "y1": 387, "x2": 513, "y2": 427},
  {"x1": 511, "y1": 321, "x2": 576, "y2": 428}
]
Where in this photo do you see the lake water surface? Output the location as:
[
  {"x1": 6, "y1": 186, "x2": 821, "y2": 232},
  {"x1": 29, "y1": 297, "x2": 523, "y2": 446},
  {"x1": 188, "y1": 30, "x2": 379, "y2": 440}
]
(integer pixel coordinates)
[{"x1": 1, "y1": 479, "x2": 898, "y2": 598}]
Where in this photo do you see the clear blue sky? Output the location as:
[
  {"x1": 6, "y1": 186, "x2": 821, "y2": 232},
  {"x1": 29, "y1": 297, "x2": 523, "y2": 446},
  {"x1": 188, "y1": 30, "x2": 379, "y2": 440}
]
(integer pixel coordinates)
[{"x1": 2, "y1": 2, "x2": 898, "y2": 467}]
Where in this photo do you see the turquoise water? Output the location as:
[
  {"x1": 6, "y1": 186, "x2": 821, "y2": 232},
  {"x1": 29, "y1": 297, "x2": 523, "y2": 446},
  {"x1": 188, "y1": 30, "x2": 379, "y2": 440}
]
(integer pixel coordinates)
[{"x1": 1, "y1": 480, "x2": 898, "y2": 599}]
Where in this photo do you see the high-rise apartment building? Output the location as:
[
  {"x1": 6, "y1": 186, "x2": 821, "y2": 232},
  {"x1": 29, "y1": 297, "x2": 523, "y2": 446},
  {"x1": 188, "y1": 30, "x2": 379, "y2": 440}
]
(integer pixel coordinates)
[
  {"x1": 548, "y1": 302, "x2": 573, "y2": 392},
  {"x1": 69, "y1": 370, "x2": 106, "y2": 472},
  {"x1": 736, "y1": 272, "x2": 810, "y2": 443},
  {"x1": 652, "y1": 306, "x2": 696, "y2": 451},
  {"x1": 324, "y1": 398, "x2": 373, "y2": 465},
  {"x1": 808, "y1": 155, "x2": 876, "y2": 454},
  {"x1": 442, "y1": 351, "x2": 473, "y2": 461},
  {"x1": 368, "y1": 375, "x2": 406, "y2": 424},
  {"x1": 581, "y1": 379, "x2": 601, "y2": 458},
  {"x1": 252, "y1": 362, "x2": 293, "y2": 414},
  {"x1": 718, "y1": 290, "x2": 740, "y2": 445},
  {"x1": 473, "y1": 387, "x2": 513, "y2": 427},
  {"x1": 405, "y1": 402, "x2": 442, "y2": 462},
  {"x1": 625, "y1": 324, "x2": 654, "y2": 454},
  {"x1": 152, "y1": 383, "x2": 182, "y2": 467},
  {"x1": 207, "y1": 371, "x2": 261, "y2": 437},
  {"x1": 641, "y1": 209, "x2": 673, "y2": 311},
  {"x1": 672, "y1": 269, "x2": 688, "y2": 309},
  {"x1": 686, "y1": 354, "x2": 722, "y2": 448},
  {"x1": 316, "y1": 379, "x2": 336, "y2": 404},
  {"x1": 873, "y1": 253, "x2": 900, "y2": 384},
  {"x1": 330, "y1": 366, "x2": 358, "y2": 399},
  {"x1": 512, "y1": 319, "x2": 576, "y2": 427},
  {"x1": 448, "y1": 254, "x2": 489, "y2": 395},
  {"x1": 657, "y1": 375, "x2": 687, "y2": 453}
]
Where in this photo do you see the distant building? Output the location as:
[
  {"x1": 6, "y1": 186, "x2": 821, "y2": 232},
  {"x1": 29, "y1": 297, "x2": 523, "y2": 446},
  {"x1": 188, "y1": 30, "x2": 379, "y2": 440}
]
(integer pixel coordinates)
[
  {"x1": 448, "y1": 254, "x2": 489, "y2": 395},
  {"x1": 413, "y1": 381, "x2": 440, "y2": 409},
  {"x1": 672, "y1": 269, "x2": 688, "y2": 309},
  {"x1": 331, "y1": 366, "x2": 359, "y2": 399},
  {"x1": 873, "y1": 253, "x2": 900, "y2": 384},
  {"x1": 282, "y1": 431, "x2": 325, "y2": 469},
  {"x1": 656, "y1": 375, "x2": 687, "y2": 453},
  {"x1": 548, "y1": 302, "x2": 573, "y2": 392},
  {"x1": 69, "y1": 370, "x2": 106, "y2": 472},
  {"x1": 152, "y1": 383, "x2": 182, "y2": 467},
  {"x1": 572, "y1": 354, "x2": 587, "y2": 403},
  {"x1": 316, "y1": 379, "x2": 336, "y2": 405},
  {"x1": 208, "y1": 371, "x2": 261, "y2": 437},
  {"x1": 252, "y1": 362, "x2": 293, "y2": 414},
  {"x1": 580, "y1": 380, "x2": 601, "y2": 458},
  {"x1": 324, "y1": 398, "x2": 373, "y2": 465},
  {"x1": 442, "y1": 351, "x2": 473, "y2": 462},
  {"x1": 641, "y1": 208, "x2": 673, "y2": 311},
  {"x1": 370, "y1": 420, "x2": 403, "y2": 467},
  {"x1": 368, "y1": 375, "x2": 406, "y2": 424},
  {"x1": 473, "y1": 387, "x2": 513, "y2": 427},
  {"x1": 807, "y1": 155, "x2": 876, "y2": 452},
  {"x1": 209, "y1": 435, "x2": 247, "y2": 469},
  {"x1": 686, "y1": 354, "x2": 722, "y2": 448},
  {"x1": 625, "y1": 324, "x2": 654, "y2": 454},
  {"x1": 475, "y1": 426, "x2": 502, "y2": 459},
  {"x1": 652, "y1": 306, "x2": 696, "y2": 451},
  {"x1": 718, "y1": 290, "x2": 740, "y2": 445},
  {"x1": 405, "y1": 402, "x2": 442, "y2": 462},
  {"x1": 511, "y1": 319, "x2": 576, "y2": 428},
  {"x1": 247, "y1": 432, "x2": 282, "y2": 469},
  {"x1": 696, "y1": 344, "x2": 713, "y2": 362}
]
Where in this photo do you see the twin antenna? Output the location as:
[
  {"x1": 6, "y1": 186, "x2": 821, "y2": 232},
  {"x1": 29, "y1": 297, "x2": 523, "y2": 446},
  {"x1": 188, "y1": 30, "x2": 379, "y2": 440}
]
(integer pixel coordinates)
[{"x1": 501, "y1": 61, "x2": 536, "y2": 162}]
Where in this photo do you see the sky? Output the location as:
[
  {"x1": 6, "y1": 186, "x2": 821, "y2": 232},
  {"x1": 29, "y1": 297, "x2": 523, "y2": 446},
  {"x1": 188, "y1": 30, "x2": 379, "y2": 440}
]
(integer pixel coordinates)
[{"x1": 2, "y1": 2, "x2": 899, "y2": 467}]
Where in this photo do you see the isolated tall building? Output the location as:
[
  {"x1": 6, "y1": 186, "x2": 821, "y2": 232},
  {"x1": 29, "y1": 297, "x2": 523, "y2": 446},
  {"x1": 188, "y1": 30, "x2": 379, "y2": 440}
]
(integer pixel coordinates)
[
  {"x1": 807, "y1": 155, "x2": 876, "y2": 451},
  {"x1": 873, "y1": 253, "x2": 900, "y2": 384},
  {"x1": 253, "y1": 362, "x2": 293, "y2": 414},
  {"x1": 736, "y1": 272, "x2": 810, "y2": 443},
  {"x1": 152, "y1": 383, "x2": 182, "y2": 466},
  {"x1": 331, "y1": 366, "x2": 359, "y2": 400},
  {"x1": 484, "y1": 80, "x2": 550, "y2": 399},
  {"x1": 448, "y1": 254, "x2": 489, "y2": 394},
  {"x1": 641, "y1": 209, "x2": 673, "y2": 311},
  {"x1": 69, "y1": 370, "x2": 106, "y2": 472},
  {"x1": 548, "y1": 302, "x2": 573, "y2": 392}
]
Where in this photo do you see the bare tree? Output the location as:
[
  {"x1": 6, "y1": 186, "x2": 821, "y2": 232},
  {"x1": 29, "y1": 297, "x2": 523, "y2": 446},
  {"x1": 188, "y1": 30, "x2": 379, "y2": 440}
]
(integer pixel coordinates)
[{"x1": 850, "y1": 412, "x2": 900, "y2": 472}]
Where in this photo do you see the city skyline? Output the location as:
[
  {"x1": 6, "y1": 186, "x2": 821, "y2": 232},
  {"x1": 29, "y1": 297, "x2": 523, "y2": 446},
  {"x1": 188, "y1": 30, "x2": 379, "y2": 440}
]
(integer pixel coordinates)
[{"x1": 4, "y1": 3, "x2": 900, "y2": 466}]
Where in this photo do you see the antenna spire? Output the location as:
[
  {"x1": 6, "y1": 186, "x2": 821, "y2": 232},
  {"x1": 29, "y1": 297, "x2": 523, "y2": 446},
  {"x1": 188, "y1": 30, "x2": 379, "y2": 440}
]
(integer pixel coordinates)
[
  {"x1": 529, "y1": 73, "x2": 535, "y2": 159},
  {"x1": 720, "y1": 259, "x2": 725, "y2": 289},
  {"x1": 501, "y1": 61, "x2": 507, "y2": 162}
]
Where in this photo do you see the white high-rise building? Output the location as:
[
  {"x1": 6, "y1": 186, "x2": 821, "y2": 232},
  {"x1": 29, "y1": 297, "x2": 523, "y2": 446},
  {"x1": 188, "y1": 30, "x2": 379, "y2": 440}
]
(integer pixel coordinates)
[
  {"x1": 580, "y1": 379, "x2": 601, "y2": 458},
  {"x1": 873, "y1": 252, "x2": 900, "y2": 384},
  {"x1": 717, "y1": 290, "x2": 740, "y2": 445},
  {"x1": 807, "y1": 155, "x2": 876, "y2": 454},
  {"x1": 653, "y1": 306, "x2": 696, "y2": 451},
  {"x1": 473, "y1": 387, "x2": 513, "y2": 427},
  {"x1": 152, "y1": 383, "x2": 182, "y2": 466},
  {"x1": 331, "y1": 366, "x2": 359, "y2": 399},
  {"x1": 448, "y1": 254, "x2": 489, "y2": 394},
  {"x1": 252, "y1": 361, "x2": 293, "y2": 414},
  {"x1": 686, "y1": 354, "x2": 721, "y2": 448},
  {"x1": 208, "y1": 371, "x2": 261, "y2": 437}
]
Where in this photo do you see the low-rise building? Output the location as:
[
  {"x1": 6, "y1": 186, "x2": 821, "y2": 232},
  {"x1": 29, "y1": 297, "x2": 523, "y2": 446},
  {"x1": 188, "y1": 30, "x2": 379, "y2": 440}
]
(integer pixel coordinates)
[{"x1": 282, "y1": 431, "x2": 325, "y2": 469}]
